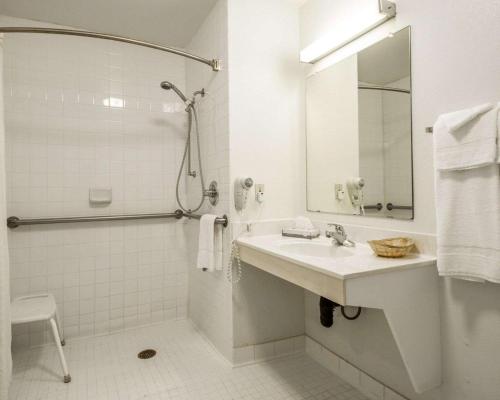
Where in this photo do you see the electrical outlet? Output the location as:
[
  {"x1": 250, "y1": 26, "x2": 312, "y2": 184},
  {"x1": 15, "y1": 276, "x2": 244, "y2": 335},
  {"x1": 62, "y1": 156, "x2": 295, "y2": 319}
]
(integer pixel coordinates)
[
  {"x1": 255, "y1": 184, "x2": 265, "y2": 203},
  {"x1": 335, "y1": 184, "x2": 345, "y2": 201}
]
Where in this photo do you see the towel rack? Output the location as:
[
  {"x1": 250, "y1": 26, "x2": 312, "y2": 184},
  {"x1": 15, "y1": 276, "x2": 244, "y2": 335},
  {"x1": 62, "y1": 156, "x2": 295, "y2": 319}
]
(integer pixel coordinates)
[{"x1": 7, "y1": 209, "x2": 228, "y2": 229}]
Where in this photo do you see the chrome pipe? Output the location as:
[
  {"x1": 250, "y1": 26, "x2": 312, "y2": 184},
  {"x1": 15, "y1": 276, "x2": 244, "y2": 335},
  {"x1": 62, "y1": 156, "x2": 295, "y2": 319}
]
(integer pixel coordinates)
[
  {"x1": 358, "y1": 85, "x2": 410, "y2": 94},
  {"x1": 0, "y1": 27, "x2": 221, "y2": 71},
  {"x1": 7, "y1": 210, "x2": 228, "y2": 228}
]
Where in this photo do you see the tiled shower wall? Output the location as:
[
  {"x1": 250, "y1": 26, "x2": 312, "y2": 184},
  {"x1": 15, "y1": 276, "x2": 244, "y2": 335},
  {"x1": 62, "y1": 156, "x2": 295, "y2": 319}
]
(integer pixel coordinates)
[
  {"x1": 1, "y1": 16, "x2": 192, "y2": 347},
  {"x1": 185, "y1": 0, "x2": 233, "y2": 360}
]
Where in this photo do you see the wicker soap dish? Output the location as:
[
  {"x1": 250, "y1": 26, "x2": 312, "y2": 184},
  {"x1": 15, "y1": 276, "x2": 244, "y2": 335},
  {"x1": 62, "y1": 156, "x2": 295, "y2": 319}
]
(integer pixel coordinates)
[{"x1": 368, "y1": 237, "x2": 415, "y2": 258}]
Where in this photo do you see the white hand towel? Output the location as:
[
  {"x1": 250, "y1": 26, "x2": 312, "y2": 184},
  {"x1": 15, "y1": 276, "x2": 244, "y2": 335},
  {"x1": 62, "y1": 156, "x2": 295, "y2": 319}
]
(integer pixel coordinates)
[
  {"x1": 214, "y1": 224, "x2": 223, "y2": 271},
  {"x1": 197, "y1": 215, "x2": 223, "y2": 272},
  {"x1": 433, "y1": 103, "x2": 498, "y2": 171},
  {"x1": 435, "y1": 164, "x2": 500, "y2": 282}
]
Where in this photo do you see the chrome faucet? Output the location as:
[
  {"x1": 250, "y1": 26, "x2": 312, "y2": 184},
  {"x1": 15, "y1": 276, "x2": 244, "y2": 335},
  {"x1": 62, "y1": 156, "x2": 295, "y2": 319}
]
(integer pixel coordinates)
[{"x1": 325, "y1": 224, "x2": 355, "y2": 247}]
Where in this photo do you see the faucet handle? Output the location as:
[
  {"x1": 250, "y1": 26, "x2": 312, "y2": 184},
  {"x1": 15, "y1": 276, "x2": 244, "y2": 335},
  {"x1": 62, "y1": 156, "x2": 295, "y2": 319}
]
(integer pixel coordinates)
[
  {"x1": 326, "y1": 223, "x2": 343, "y2": 238},
  {"x1": 327, "y1": 223, "x2": 345, "y2": 234}
]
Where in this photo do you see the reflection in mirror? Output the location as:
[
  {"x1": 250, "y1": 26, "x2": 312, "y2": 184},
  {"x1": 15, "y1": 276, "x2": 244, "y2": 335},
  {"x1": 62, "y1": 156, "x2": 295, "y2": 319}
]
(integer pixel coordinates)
[{"x1": 306, "y1": 26, "x2": 413, "y2": 220}]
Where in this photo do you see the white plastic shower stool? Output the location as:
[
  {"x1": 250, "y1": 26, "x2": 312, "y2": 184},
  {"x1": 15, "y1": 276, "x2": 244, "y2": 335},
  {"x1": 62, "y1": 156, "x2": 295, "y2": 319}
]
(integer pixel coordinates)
[{"x1": 11, "y1": 293, "x2": 71, "y2": 383}]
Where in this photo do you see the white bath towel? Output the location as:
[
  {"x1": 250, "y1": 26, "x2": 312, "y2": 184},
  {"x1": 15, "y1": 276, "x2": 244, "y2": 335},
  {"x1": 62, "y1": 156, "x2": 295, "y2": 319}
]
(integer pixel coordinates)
[
  {"x1": 435, "y1": 164, "x2": 500, "y2": 282},
  {"x1": 433, "y1": 103, "x2": 497, "y2": 171},
  {"x1": 197, "y1": 215, "x2": 223, "y2": 272}
]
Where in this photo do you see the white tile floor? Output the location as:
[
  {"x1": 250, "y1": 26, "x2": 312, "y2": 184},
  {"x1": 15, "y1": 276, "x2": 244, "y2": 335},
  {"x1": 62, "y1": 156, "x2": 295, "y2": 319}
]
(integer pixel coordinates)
[{"x1": 9, "y1": 320, "x2": 369, "y2": 400}]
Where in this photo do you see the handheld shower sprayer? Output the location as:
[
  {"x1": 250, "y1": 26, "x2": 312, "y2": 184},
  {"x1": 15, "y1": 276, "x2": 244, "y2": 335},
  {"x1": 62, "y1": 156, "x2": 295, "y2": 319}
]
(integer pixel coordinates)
[
  {"x1": 160, "y1": 80, "x2": 208, "y2": 213},
  {"x1": 160, "y1": 81, "x2": 193, "y2": 110}
]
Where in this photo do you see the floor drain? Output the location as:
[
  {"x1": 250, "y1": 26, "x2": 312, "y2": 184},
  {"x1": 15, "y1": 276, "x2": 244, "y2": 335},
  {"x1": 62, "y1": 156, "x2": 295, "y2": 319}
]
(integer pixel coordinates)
[{"x1": 138, "y1": 349, "x2": 157, "y2": 359}]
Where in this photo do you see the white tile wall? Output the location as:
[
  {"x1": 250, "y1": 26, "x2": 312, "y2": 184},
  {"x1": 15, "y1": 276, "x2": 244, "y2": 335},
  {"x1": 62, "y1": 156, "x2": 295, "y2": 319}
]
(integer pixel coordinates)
[
  {"x1": 0, "y1": 37, "x2": 13, "y2": 400},
  {"x1": 2, "y1": 16, "x2": 192, "y2": 346},
  {"x1": 382, "y1": 77, "x2": 412, "y2": 218},
  {"x1": 306, "y1": 337, "x2": 409, "y2": 400},
  {"x1": 233, "y1": 335, "x2": 305, "y2": 365},
  {"x1": 358, "y1": 86, "x2": 385, "y2": 211},
  {"x1": 184, "y1": 0, "x2": 233, "y2": 361}
]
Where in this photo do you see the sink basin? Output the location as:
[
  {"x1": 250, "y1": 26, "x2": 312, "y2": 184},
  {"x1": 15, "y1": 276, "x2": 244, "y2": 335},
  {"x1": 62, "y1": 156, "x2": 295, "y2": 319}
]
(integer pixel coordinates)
[{"x1": 277, "y1": 240, "x2": 355, "y2": 258}]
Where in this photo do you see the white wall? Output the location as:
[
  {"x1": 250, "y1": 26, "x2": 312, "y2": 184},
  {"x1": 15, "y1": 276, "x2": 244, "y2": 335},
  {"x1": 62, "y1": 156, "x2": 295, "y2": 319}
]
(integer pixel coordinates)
[
  {"x1": 2, "y1": 15, "x2": 191, "y2": 346},
  {"x1": 300, "y1": 1, "x2": 500, "y2": 399},
  {"x1": 306, "y1": 55, "x2": 359, "y2": 214},
  {"x1": 228, "y1": 0, "x2": 302, "y2": 222},
  {"x1": 226, "y1": 0, "x2": 306, "y2": 352}
]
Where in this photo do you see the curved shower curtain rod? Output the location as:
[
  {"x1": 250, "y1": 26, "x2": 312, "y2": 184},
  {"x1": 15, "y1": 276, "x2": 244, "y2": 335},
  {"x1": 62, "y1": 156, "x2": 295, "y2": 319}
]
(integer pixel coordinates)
[{"x1": 0, "y1": 26, "x2": 221, "y2": 71}]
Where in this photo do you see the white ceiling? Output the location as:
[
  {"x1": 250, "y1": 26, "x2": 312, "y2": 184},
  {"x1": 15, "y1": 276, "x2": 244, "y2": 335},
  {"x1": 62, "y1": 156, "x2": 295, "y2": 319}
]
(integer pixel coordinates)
[
  {"x1": 0, "y1": 0, "x2": 219, "y2": 47},
  {"x1": 357, "y1": 27, "x2": 411, "y2": 85}
]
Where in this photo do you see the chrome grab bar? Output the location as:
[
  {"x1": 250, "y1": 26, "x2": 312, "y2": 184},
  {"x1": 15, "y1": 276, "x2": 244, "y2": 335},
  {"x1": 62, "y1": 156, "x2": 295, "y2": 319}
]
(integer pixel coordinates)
[
  {"x1": 364, "y1": 203, "x2": 383, "y2": 211},
  {"x1": 386, "y1": 203, "x2": 413, "y2": 211},
  {"x1": 7, "y1": 210, "x2": 228, "y2": 229}
]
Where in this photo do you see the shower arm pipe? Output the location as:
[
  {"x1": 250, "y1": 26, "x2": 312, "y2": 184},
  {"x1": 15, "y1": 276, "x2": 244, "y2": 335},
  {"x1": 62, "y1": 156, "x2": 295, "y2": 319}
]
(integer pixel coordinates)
[
  {"x1": 0, "y1": 27, "x2": 221, "y2": 71},
  {"x1": 358, "y1": 84, "x2": 410, "y2": 94}
]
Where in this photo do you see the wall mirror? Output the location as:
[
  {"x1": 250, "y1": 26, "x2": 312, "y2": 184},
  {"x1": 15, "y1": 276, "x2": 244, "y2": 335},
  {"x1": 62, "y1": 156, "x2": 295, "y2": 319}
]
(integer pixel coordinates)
[{"x1": 306, "y1": 26, "x2": 413, "y2": 220}]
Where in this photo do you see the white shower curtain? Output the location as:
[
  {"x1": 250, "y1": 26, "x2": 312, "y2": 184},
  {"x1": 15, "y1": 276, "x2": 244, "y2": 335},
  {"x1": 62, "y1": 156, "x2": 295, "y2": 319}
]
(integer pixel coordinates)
[{"x1": 0, "y1": 35, "x2": 12, "y2": 400}]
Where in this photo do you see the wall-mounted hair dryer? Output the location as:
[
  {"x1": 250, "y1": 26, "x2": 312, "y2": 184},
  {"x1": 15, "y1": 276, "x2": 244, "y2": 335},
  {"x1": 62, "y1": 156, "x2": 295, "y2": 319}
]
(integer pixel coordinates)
[
  {"x1": 346, "y1": 177, "x2": 365, "y2": 212},
  {"x1": 234, "y1": 177, "x2": 254, "y2": 211}
]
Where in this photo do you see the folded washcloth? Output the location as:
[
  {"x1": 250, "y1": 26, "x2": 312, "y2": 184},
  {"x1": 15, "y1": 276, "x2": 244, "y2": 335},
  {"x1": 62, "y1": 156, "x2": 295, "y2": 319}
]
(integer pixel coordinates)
[
  {"x1": 442, "y1": 103, "x2": 494, "y2": 132},
  {"x1": 434, "y1": 103, "x2": 498, "y2": 171}
]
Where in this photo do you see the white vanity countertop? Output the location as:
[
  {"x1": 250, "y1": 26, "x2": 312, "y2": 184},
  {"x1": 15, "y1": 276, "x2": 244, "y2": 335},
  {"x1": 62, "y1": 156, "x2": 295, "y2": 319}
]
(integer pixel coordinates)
[{"x1": 236, "y1": 234, "x2": 437, "y2": 280}]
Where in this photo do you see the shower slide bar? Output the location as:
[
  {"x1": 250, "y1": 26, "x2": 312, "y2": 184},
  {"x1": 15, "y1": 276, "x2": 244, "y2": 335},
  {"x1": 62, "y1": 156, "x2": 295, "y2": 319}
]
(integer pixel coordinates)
[
  {"x1": 0, "y1": 27, "x2": 221, "y2": 71},
  {"x1": 6, "y1": 210, "x2": 228, "y2": 229}
]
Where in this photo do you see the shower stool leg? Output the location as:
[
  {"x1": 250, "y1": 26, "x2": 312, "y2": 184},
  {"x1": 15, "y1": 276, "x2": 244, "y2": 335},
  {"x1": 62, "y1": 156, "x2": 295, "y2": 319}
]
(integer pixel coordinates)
[
  {"x1": 49, "y1": 318, "x2": 71, "y2": 383},
  {"x1": 54, "y1": 310, "x2": 65, "y2": 346}
]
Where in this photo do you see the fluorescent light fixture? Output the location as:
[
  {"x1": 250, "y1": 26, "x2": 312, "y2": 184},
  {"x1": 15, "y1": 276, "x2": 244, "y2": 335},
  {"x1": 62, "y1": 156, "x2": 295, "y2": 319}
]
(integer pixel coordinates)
[{"x1": 300, "y1": 0, "x2": 396, "y2": 63}]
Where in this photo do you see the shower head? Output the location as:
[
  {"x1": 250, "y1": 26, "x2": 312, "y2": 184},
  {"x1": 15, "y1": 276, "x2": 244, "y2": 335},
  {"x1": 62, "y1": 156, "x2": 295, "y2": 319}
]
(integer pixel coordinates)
[{"x1": 160, "y1": 81, "x2": 188, "y2": 103}]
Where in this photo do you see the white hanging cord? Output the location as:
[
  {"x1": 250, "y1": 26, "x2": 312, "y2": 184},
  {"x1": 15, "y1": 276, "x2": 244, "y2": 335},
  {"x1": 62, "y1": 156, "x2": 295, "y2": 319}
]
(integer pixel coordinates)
[
  {"x1": 225, "y1": 221, "x2": 249, "y2": 284},
  {"x1": 226, "y1": 240, "x2": 243, "y2": 284}
]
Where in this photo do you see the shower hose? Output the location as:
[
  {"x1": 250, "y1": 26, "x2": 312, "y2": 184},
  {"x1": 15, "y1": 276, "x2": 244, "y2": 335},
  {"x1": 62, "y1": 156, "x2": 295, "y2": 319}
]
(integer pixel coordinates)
[{"x1": 175, "y1": 105, "x2": 206, "y2": 213}]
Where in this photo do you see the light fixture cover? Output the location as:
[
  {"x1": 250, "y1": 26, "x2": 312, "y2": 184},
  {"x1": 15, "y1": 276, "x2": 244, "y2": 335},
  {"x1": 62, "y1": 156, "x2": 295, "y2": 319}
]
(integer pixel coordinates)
[{"x1": 300, "y1": 0, "x2": 397, "y2": 63}]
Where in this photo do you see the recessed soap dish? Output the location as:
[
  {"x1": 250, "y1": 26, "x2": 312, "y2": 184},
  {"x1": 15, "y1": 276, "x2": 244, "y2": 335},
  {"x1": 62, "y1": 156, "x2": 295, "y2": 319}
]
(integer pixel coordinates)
[{"x1": 89, "y1": 188, "x2": 112, "y2": 205}]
